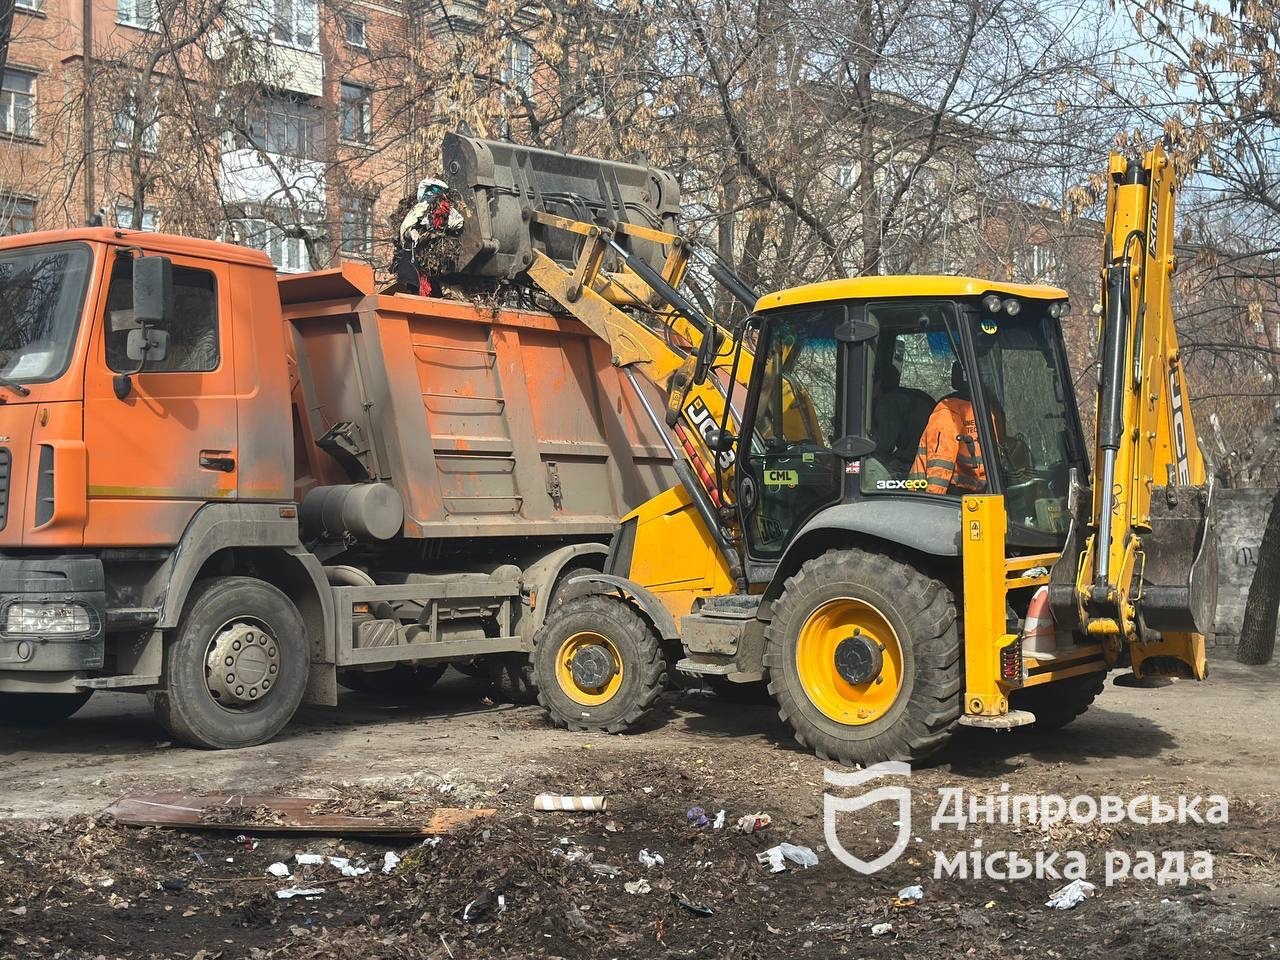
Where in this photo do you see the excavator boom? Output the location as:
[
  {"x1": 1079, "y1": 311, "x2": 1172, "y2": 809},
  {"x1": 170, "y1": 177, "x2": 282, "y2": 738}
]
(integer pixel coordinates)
[{"x1": 1053, "y1": 143, "x2": 1216, "y2": 678}]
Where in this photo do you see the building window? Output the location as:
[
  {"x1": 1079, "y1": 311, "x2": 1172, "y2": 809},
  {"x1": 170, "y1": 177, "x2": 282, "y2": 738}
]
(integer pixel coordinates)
[
  {"x1": 339, "y1": 83, "x2": 372, "y2": 143},
  {"x1": 237, "y1": 219, "x2": 313, "y2": 273},
  {"x1": 113, "y1": 91, "x2": 160, "y2": 154},
  {"x1": 502, "y1": 39, "x2": 533, "y2": 94},
  {"x1": 343, "y1": 15, "x2": 366, "y2": 47},
  {"x1": 115, "y1": 205, "x2": 159, "y2": 231},
  {"x1": 247, "y1": 93, "x2": 322, "y2": 159},
  {"x1": 340, "y1": 196, "x2": 373, "y2": 257},
  {"x1": 1, "y1": 69, "x2": 36, "y2": 139},
  {"x1": 15, "y1": 0, "x2": 47, "y2": 13},
  {"x1": 1015, "y1": 244, "x2": 1059, "y2": 282},
  {"x1": 116, "y1": 0, "x2": 157, "y2": 29},
  {"x1": 0, "y1": 196, "x2": 36, "y2": 235},
  {"x1": 834, "y1": 163, "x2": 858, "y2": 190},
  {"x1": 259, "y1": 0, "x2": 318, "y2": 51}
]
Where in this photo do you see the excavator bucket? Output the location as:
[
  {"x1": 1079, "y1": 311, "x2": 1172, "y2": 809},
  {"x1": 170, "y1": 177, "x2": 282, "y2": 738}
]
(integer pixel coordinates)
[
  {"x1": 441, "y1": 133, "x2": 681, "y2": 282},
  {"x1": 1140, "y1": 481, "x2": 1218, "y2": 636}
]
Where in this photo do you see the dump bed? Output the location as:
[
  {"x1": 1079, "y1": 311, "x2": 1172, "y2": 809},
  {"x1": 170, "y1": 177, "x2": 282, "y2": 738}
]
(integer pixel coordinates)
[{"x1": 279, "y1": 262, "x2": 676, "y2": 540}]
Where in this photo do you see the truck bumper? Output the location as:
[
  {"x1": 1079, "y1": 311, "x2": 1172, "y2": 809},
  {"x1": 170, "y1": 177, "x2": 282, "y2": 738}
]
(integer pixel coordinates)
[{"x1": 0, "y1": 554, "x2": 107, "y2": 673}]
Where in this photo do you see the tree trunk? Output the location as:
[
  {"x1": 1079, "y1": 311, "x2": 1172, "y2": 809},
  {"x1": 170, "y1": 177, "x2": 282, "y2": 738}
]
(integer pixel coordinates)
[{"x1": 1237, "y1": 487, "x2": 1280, "y2": 665}]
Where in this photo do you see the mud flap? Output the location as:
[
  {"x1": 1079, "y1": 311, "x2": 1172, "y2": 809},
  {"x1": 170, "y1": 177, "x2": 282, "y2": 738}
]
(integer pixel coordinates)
[{"x1": 1140, "y1": 479, "x2": 1217, "y2": 637}]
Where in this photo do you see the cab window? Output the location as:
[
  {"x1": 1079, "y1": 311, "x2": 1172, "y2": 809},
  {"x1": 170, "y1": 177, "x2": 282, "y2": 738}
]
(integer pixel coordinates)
[{"x1": 105, "y1": 259, "x2": 219, "y2": 373}]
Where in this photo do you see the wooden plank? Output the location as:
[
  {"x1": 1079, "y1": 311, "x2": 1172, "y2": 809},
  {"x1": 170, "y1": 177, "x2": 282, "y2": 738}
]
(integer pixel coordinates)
[{"x1": 103, "y1": 793, "x2": 495, "y2": 837}]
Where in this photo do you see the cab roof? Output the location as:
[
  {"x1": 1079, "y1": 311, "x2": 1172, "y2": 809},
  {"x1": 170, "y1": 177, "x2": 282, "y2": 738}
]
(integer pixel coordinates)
[
  {"x1": 0, "y1": 227, "x2": 276, "y2": 270},
  {"x1": 755, "y1": 275, "x2": 1069, "y2": 312}
]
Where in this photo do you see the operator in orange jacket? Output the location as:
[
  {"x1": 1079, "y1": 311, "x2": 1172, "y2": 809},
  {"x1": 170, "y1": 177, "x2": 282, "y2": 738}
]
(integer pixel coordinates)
[{"x1": 910, "y1": 362, "x2": 989, "y2": 495}]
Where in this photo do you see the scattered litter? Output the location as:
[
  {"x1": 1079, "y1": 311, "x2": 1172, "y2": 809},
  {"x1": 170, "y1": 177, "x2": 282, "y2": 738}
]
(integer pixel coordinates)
[
  {"x1": 686, "y1": 806, "x2": 710, "y2": 828},
  {"x1": 604, "y1": 820, "x2": 621, "y2": 833},
  {"x1": 193, "y1": 853, "x2": 206, "y2": 867},
  {"x1": 8, "y1": 906, "x2": 26, "y2": 917},
  {"x1": 757, "y1": 843, "x2": 818, "y2": 872},
  {"x1": 713, "y1": 809, "x2": 726, "y2": 830},
  {"x1": 266, "y1": 862, "x2": 292, "y2": 878},
  {"x1": 624, "y1": 879, "x2": 652, "y2": 894},
  {"x1": 564, "y1": 903, "x2": 594, "y2": 933},
  {"x1": 234, "y1": 834, "x2": 260, "y2": 850},
  {"x1": 896, "y1": 884, "x2": 924, "y2": 905},
  {"x1": 422, "y1": 837, "x2": 442, "y2": 849},
  {"x1": 382, "y1": 851, "x2": 401, "y2": 874},
  {"x1": 671, "y1": 893, "x2": 715, "y2": 917},
  {"x1": 295, "y1": 853, "x2": 324, "y2": 866},
  {"x1": 641, "y1": 786, "x2": 654, "y2": 794},
  {"x1": 590, "y1": 863, "x2": 622, "y2": 878},
  {"x1": 327, "y1": 856, "x2": 370, "y2": 877},
  {"x1": 871, "y1": 921, "x2": 893, "y2": 937},
  {"x1": 160, "y1": 878, "x2": 185, "y2": 893},
  {"x1": 736, "y1": 813, "x2": 771, "y2": 834},
  {"x1": 638, "y1": 849, "x2": 664, "y2": 868},
  {"x1": 552, "y1": 843, "x2": 594, "y2": 865},
  {"x1": 1046, "y1": 878, "x2": 1098, "y2": 910},
  {"x1": 462, "y1": 890, "x2": 507, "y2": 923},
  {"x1": 225, "y1": 857, "x2": 234, "y2": 863},
  {"x1": 275, "y1": 887, "x2": 324, "y2": 900},
  {"x1": 534, "y1": 794, "x2": 608, "y2": 812}
]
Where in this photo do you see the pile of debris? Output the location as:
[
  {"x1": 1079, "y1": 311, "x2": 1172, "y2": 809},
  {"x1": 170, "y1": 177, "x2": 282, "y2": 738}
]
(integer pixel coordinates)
[{"x1": 390, "y1": 178, "x2": 466, "y2": 297}]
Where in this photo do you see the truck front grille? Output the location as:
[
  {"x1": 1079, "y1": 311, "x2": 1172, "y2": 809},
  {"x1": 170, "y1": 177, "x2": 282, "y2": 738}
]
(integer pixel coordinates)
[{"x1": 0, "y1": 447, "x2": 10, "y2": 530}]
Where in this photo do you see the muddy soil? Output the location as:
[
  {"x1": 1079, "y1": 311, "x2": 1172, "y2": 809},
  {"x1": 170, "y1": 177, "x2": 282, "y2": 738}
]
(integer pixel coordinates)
[{"x1": 1, "y1": 661, "x2": 1277, "y2": 959}]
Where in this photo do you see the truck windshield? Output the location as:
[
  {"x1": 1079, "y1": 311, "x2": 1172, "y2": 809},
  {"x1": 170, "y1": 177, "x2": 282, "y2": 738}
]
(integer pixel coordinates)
[
  {"x1": 0, "y1": 243, "x2": 91, "y2": 386},
  {"x1": 970, "y1": 304, "x2": 1078, "y2": 535}
]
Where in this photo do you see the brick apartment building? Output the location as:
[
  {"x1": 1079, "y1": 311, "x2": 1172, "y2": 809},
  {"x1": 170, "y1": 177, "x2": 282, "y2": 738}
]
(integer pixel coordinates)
[{"x1": 0, "y1": 0, "x2": 526, "y2": 273}]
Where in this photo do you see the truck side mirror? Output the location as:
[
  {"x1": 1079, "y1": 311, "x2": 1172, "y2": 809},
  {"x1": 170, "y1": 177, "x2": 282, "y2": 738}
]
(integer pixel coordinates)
[
  {"x1": 125, "y1": 327, "x2": 169, "y2": 364},
  {"x1": 133, "y1": 255, "x2": 173, "y2": 326}
]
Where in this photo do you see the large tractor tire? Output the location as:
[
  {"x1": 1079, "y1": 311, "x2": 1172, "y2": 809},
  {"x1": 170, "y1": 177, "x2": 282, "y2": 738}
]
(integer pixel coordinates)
[
  {"x1": 764, "y1": 548, "x2": 960, "y2": 766},
  {"x1": 150, "y1": 577, "x2": 308, "y2": 749},
  {"x1": 0, "y1": 690, "x2": 93, "y2": 726},
  {"x1": 341, "y1": 664, "x2": 448, "y2": 699},
  {"x1": 1010, "y1": 669, "x2": 1106, "y2": 730},
  {"x1": 531, "y1": 595, "x2": 666, "y2": 733},
  {"x1": 486, "y1": 654, "x2": 539, "y2": 704}
]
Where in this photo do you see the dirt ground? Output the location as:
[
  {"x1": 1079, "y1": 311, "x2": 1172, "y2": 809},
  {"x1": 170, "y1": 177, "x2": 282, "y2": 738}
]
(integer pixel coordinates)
[{"x1": 1, "y1": 660, "x2": 1277, "y2": 959}]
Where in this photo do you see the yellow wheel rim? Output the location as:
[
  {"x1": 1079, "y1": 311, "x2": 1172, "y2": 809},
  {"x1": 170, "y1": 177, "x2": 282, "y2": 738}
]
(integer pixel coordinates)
[
  {"x1": 795, "y1": 597, "x2": 903, "y2": 725},
  {"x1": 556, "y1": 631, "x2": 625, "y2": 706}
]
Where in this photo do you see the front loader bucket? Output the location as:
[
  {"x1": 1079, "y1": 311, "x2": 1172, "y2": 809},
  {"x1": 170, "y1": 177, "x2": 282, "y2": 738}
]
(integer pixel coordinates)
[
  {"x1": 441, "y1": 133, "x2": 681, "y2": 282},
  {"x1": 1139, "y1": 479, "x2": 1218, "y2": 636}
]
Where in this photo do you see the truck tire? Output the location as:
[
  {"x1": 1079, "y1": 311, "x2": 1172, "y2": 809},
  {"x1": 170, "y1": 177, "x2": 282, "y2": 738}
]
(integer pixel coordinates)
[
  {"x1": 340, "y1": 664, "x2": 447, "y2": 699},
  {"x1": 1010, "y1": 670, "x2": 1106, "y2": 730},
  {"x1": 150, "y1": 577, "x2": 308, "y2": 749},
  {"x1": 0, "y1": 690, "x2": 93, "y2": 726},
  {"x1": 486, "y1": 654, "x2": 539, "y2": 704},
  {"x1": 764, "y1": 548, "x2": 960, "y2": 766},
  {"x1": 531, "y1": 595, "x2": 665, "y2": 733}
]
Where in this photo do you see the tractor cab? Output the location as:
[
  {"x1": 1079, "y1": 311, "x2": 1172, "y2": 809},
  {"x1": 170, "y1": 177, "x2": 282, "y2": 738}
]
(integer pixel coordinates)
[{"x1": 736, "y1": 277, "x2": 1088, "y2": 570}]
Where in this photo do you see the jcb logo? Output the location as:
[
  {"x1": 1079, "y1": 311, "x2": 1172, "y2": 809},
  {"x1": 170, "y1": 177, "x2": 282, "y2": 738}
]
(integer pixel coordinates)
[
  {"x1": 875, "y1": 478, "x2": 927, "y2": 491},
  {"x1": 683, "y1": 396, "x2": 736, "y2": 471},
  {"x1": 1169, "y1": 367, "x2": 1190, "y2": 484}
]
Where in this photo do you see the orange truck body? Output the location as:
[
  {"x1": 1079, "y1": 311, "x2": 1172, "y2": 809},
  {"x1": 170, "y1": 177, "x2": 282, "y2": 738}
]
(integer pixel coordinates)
[{"x1": 0, "y1": 228, "x2": 673, "y2": 733}]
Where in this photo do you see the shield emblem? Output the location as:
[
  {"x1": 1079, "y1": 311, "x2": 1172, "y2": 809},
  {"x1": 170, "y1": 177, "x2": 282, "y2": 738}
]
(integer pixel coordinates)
[{"x1": 823, "y1": 761, "x2": 912, "y2": 875}]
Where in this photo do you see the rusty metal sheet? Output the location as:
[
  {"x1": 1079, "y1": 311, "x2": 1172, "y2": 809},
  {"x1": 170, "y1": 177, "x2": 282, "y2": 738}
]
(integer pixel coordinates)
[{"x1": 103, "y1": 793, "x2": 495, "y2": 837}]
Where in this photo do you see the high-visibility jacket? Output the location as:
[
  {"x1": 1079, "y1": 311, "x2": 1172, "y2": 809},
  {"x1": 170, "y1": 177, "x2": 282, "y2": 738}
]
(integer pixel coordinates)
[{"x1": 909, "y1": 396, "x2": 987, "y2": 495}]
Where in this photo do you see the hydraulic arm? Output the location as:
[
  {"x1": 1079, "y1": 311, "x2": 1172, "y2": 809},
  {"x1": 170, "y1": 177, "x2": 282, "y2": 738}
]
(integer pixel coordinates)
[{"x1": 1051, "y1": 143, "x2": 1216, "y2": 679}]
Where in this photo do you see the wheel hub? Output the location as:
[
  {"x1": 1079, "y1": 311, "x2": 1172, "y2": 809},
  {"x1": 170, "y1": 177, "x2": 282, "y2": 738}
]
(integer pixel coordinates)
[
  {"x1": 205, "y1": 622, "x2": 279, "y2": 707},
  {"x1": 834, "y1": 633, "x2": 883, "y2": 685},
  {"x1": 570, "y1": 643, "x2": 617, "y2": 689}
]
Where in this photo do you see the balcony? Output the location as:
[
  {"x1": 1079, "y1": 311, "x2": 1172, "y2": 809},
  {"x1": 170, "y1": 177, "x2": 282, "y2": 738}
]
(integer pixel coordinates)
[{"x1": 219, "y1": 148, "x2": 325, "y2": 213}]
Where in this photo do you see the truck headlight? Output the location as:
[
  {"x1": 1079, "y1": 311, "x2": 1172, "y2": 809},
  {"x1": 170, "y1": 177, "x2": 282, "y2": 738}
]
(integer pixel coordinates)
[{"x1": 4, "y1": 601, "x2": 93, "y2": 636}]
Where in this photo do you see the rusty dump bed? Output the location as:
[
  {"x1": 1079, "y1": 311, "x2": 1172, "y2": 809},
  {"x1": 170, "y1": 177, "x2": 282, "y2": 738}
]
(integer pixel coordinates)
[{"x1": 279, "y1": 262, "x2": 676, "y2": 540}]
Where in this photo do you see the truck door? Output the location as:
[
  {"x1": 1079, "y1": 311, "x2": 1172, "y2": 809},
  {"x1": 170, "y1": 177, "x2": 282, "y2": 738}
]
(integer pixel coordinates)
[{"x1": 83, "y1": 251, "x2": 238, "y2": 530}]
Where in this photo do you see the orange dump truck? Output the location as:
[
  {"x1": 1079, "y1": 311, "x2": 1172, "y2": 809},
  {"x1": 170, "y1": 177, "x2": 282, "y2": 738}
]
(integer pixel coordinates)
[{"x1": 0, "y1": 229, "x2": 674, "y2": 747}]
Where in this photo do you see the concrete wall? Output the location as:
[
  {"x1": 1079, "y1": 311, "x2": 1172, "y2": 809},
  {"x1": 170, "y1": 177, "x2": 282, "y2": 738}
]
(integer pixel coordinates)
[{"x1": 1211, "y1": 487, "x2": 1277, "y2": 657}]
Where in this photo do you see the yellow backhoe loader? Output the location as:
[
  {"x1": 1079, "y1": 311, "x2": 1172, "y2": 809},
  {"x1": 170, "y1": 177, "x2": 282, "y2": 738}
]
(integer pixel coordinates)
[{"x1": 443, "y1": 135, "x2": 1216, "y2": 765}]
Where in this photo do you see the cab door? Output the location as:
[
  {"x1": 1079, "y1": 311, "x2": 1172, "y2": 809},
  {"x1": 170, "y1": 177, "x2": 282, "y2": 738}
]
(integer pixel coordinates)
[
  {"x1": 738, "y1": 304, "x2": 849, "y2": 560},
  {"x1": 83, "y1": 250, "x2": 238, "y2": 540}
]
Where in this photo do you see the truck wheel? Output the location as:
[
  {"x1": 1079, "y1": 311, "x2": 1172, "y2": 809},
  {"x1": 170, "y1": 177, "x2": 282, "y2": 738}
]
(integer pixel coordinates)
[
  {"x1": 341, "y1": 664, "x2": 447, "y2": 699},
  {"x1": 1010, "y1": 670, "x2": 1106, "y2": 730},
  {"x1": 150, "y1": 577, "x2": 307, "y2": 749},
  {"x1": 764, "y1": 549, "x2": 960, "y2": 766},
  {"x1": 531, "y1": 595, "x2": 665, "y2": 733},
  {"x1": 0, "y1": 690, "x2": 93, "y2": 726},
  {"x1": 486, "y1": 654, "x2": 539, "y2": 704}
]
